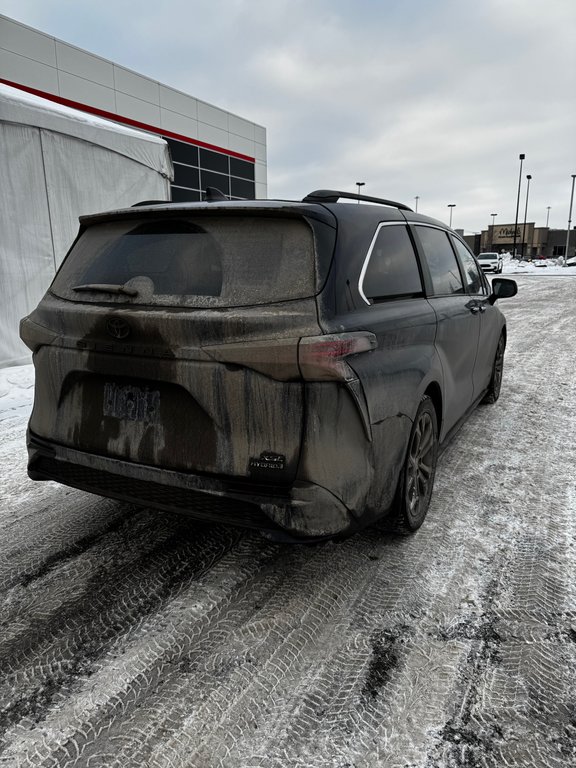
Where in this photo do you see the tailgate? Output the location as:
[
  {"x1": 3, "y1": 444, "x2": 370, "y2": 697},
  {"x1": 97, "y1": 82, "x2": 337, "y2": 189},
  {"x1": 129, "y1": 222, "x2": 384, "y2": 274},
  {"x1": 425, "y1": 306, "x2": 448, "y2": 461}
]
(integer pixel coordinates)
[{"x1": 27, "y1": 298, "x2": 321, "y2": 484}]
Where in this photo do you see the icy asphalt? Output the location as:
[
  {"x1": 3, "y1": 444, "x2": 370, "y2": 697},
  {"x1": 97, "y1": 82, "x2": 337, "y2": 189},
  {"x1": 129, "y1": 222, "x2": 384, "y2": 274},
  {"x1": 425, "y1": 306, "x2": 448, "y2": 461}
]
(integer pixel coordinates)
[{"x1": 0, "y1": 274, "x2": 574, "y2": 768}]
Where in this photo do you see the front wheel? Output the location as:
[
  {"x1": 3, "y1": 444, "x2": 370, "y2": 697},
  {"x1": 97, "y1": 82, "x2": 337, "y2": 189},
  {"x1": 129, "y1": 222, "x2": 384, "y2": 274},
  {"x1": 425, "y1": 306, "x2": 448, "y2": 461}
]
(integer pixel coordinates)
[
  {"x1": 390, "y1": 396, "x2": 439, "y2": 534},
  {"x1": 482, "y1": 334, "x2": 505, "y2": 404}
]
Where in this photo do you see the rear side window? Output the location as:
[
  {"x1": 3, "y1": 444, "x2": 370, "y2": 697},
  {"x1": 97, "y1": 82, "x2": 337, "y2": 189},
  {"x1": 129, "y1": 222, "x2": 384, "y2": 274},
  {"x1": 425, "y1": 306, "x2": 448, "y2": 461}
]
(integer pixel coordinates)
[
  {"x1": 416, "y1": 226, "x2": 464, "y2": 296},
  {"x1": 360, "y1": 224, "x2": 422, "y2": 302},
  {"x1": 51, "y1": 215, "x2": 322, "y2": 308},
  {"x1": 451, "y1": 237, "x2": 485, "y2": 295}
]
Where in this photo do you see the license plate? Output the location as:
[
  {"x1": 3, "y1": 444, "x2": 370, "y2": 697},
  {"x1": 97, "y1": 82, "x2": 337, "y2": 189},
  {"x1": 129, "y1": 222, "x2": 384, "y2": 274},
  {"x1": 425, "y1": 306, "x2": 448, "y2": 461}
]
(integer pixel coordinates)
[{"x1": 103, "y1": 382, "x2": 160, "y2": 423}]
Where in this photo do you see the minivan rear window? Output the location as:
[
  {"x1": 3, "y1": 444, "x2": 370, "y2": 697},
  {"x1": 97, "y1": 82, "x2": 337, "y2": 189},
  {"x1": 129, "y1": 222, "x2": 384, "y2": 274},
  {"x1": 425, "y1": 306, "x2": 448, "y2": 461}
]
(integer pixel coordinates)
[{"x1": 51, "y1": 215, "x2": 322, "y2": 308}]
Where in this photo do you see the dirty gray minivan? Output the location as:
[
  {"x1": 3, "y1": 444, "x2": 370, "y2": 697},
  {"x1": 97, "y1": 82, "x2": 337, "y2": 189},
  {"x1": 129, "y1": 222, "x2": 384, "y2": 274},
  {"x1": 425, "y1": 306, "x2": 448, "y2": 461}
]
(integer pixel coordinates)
[{"x1": 21, "y1": 189, "x2": 517, "y2": 540}]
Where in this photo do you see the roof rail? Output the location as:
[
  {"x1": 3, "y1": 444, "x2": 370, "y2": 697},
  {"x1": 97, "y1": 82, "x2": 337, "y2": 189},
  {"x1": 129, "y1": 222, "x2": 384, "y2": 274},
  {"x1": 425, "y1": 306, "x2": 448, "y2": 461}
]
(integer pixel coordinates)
[{"x1": 302, "y1": 189, "x2": 413, "y2": 211}]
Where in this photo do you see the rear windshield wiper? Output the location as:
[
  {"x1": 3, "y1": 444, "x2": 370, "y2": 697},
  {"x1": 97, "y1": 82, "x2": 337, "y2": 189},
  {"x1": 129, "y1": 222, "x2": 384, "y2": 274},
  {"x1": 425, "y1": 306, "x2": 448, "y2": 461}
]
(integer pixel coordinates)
[{"x1": 72, "y1": 283, "x2": 139, "y2": 297}]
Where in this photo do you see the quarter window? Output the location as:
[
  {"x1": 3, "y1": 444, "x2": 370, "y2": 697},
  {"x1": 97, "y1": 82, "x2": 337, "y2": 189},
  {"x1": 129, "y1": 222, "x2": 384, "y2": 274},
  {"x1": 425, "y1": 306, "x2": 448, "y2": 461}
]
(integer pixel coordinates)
[
  {"x1": 361, "y1": 225, "x2": 422, "y2": 302},
  {"x1": 416, "y1": 226, "x2": 464, "y2": 295},
  {"x1": 451, "y1": 237, "x2": 485, "y2": 295}
]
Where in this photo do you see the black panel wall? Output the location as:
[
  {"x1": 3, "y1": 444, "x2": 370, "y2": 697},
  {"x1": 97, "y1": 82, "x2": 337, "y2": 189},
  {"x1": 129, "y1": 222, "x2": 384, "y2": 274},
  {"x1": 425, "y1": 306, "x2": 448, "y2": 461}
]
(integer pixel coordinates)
[{"x1": 165, "y1": 137, "x2": 256, "y2": 202}]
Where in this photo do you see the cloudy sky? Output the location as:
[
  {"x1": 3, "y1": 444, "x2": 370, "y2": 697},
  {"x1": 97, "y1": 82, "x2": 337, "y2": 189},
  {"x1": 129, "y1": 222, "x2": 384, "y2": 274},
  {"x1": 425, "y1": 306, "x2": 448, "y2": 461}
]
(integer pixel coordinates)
[{"x1": 2, "y1": 0, "x2": 575, "y2": 233}]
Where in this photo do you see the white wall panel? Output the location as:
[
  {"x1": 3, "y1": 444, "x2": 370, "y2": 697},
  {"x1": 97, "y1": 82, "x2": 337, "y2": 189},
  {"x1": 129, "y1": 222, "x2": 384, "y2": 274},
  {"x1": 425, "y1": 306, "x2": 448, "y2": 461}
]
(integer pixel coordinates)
[
  {"x1": 114, "y1": 66, "x2": 159, "y2": 104},
  {"x1": 254, "y1": 124, "x2": 266, "y2": 145},
  {"x1": 255, "y1": 181, "x2": 267, "y2": 199},
  {"x1": 0, "y1": 49, "x2": 59, "y2": 93},
  {"x1": 254, "y1": 142, "x2": 267, "y2": 162},
  {"x1": 229, "y1": 114, "x2": 254, "y2": 140},
  {"x1": 0, "y1": 16, "x2": 56, "y2": 66},
  {"x1": 254, "y1": 162, "x2": 267, "y2": 185},
  {"x1": 115, "y1": 91, "x2": 161, "y2": 125},
  {"x1": 56, "y1": 42, "x2": 114, "y2": 87},
  {"x1": 159, "y1": 86, "x2": 198, "y2": 119},
  {"x1": 197, "y1": 101, "x2": 228, "y2": 131},
  {"x1": 228, "y1": 134, "x2": 255, "y2": 157},
  {"x1": 160, "y1": 108, "x2": 198, "y2": 139},
  {"x1": 58, "y1": 71, "x2": 116, "y2": 111},
  {"x1": 197, "y1": 122, "x2": 229, "y2": 149}
]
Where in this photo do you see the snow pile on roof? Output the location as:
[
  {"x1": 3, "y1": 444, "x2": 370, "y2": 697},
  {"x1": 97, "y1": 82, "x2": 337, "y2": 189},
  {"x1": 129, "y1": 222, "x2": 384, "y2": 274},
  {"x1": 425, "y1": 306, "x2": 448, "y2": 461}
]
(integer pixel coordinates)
[{"x1": 0, "y1": 83, "x2": 173, "y2": 178}]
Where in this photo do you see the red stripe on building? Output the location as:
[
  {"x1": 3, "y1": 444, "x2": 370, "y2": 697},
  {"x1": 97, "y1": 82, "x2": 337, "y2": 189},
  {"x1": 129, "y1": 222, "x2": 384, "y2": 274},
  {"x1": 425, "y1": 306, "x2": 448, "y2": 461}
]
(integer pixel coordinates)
[{"x1": 0, "y1": 78, "x2": 256, "y2": 163}]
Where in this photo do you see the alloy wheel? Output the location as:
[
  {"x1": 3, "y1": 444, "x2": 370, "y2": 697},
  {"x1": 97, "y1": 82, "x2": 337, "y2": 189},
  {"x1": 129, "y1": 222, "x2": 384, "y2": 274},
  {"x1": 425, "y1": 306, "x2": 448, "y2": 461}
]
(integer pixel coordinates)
[
  {"x1": 492, "y1": 337, "x2": 505, "y2": 397},
  {"x1": 406, "y1": 411, "x2": 435, "y2": 520}
]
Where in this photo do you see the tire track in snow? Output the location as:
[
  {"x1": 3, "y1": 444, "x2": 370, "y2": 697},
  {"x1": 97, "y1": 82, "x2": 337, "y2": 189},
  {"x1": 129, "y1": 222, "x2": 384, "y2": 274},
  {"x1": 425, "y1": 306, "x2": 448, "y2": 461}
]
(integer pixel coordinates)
[
  {"x1": 0, "y1": 518, "x2": 242, "y2": 751},
  {"x1": 431, "y1": 276, "x2": 576, "y2": 768}
]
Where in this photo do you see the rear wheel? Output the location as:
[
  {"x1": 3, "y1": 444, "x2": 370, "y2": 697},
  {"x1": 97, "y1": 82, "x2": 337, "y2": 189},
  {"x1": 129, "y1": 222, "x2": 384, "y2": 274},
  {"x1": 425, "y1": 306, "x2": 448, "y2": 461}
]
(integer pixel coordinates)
[
  {"x1": 482, "y1": 334, "x2": 505, "y2": 404},
  {"x1": 390, "y1": 395, "x2": 438, "y2": 534}
]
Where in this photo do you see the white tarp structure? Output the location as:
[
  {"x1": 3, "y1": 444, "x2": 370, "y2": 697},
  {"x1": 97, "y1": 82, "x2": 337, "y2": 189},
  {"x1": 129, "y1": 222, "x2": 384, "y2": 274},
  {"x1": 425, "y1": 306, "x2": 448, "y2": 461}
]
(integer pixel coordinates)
[{"x1": 0, "y1": 83, "x2": 173, "y2": 368}]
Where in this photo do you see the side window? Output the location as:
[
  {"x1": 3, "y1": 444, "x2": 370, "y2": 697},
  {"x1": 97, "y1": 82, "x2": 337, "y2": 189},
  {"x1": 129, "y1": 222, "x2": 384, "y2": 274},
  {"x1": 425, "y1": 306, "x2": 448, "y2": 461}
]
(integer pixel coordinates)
[
  {"x1": 451, "y1": 237, "x2": 485, "y2": 295},
  {"x1": 361, "y1": 224, "x2": 422, "y2": 302},
  {"x1": 416, "y1": 226, "x2": 464, "y2": 296}
]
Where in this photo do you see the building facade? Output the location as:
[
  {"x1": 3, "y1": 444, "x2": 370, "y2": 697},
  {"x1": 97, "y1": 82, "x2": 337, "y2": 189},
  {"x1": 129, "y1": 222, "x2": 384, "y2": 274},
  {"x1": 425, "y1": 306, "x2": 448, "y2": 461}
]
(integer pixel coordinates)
[
  {"x1": 0, "y1": 14, "x2": 267, "y2": 202},
  {"x1": 469, "y1": 223, "x2": 575, "y2": 260}
]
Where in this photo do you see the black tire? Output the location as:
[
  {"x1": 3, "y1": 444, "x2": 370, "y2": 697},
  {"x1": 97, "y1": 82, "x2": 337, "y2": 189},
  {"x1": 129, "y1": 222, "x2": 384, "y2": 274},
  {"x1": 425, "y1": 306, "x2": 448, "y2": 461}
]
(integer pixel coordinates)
[
  {"x1": 390, "y1": 395, "x2": 439, "y2": 534},
  {"x1": 482, "y1": 334, "x2": 505, "y2": 404}
]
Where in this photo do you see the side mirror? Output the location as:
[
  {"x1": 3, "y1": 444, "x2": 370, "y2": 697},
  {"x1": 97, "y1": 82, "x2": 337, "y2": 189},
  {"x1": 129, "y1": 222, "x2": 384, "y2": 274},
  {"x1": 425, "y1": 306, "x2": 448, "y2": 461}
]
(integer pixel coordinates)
[{"x1": 489, "y1": 277, "x2": 518, "y2": 305}]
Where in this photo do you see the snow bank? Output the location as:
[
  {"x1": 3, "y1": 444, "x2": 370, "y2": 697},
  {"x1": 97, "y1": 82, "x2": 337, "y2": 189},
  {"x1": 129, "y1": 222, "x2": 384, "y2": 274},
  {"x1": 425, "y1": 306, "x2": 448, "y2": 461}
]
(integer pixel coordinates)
[
  {"x1": 0, "y1": 364, "x2": 34, "y2": 421},
  {"x1": 502, "y1": 255, "x2": 576, "y2": 276}
]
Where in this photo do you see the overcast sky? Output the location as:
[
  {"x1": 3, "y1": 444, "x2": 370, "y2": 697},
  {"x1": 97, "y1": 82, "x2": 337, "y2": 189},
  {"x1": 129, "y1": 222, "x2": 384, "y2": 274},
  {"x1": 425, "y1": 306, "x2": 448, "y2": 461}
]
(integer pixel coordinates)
[{"x1": 2, "y1": 0, "x2": 575, "y2": 233}]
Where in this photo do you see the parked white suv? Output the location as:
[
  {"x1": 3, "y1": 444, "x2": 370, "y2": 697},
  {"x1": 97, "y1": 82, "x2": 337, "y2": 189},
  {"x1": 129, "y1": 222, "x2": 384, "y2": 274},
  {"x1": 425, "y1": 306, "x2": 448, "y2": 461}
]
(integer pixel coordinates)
[{"x1": 478, "y1": 252, "x2": 503, "y2": 273}]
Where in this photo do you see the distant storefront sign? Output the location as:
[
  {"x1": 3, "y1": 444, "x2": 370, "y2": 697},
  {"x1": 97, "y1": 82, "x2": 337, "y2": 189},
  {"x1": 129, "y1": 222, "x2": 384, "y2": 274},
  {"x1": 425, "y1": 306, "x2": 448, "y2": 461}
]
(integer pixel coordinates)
[{"x1": 492, "y1": 223, "x2": 534, "y2": 243}]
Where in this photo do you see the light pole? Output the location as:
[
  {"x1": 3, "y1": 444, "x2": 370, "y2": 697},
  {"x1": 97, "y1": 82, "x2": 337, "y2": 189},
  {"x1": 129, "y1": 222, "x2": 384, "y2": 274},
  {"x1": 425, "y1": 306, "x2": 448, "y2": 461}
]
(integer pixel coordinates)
[
  {"x1": 564, "y1": 174, "x2": 576, "y2": 266},
  {"x1": 414, "y1": 196, "x2": 419, "y2": 213},
  {"x1": 490, "y1": 213, "x2": 497, "y2": 250},
  {"x1": 447, "y1": 204, "x2": 456, "y2": 228},
  {"x1": 356, "y1": 181, "x2": 365, "y2": 203},
  {"x1": 521, "y1": 174, "x2": 532, "y2": 259},
  {"x1": 512, "y1": 153, "x2": 525, "y2": 258},
  {"x1": 546, "y1": 206, "x2": 551, "y2": 228}
]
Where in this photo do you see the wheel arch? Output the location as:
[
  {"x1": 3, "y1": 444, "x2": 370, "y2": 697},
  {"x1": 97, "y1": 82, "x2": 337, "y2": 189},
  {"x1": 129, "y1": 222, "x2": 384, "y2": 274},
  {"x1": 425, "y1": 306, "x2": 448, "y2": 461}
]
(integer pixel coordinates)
[{"x1": 423, "y1": 381, "x2": 442, "y2": 435}]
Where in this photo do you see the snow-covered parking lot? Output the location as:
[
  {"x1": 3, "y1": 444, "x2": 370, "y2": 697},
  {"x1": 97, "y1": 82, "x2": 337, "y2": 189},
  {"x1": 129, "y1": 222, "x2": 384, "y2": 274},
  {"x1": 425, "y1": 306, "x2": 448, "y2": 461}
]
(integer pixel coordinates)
[{"x1": 0, "y1": 275, "x2": 575, "y2": 768}]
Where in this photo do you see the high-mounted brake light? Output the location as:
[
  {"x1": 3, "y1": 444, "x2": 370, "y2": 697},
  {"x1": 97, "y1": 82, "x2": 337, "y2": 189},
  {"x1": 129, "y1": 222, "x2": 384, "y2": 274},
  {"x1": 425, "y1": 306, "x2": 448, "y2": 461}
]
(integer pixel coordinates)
[{"x1": 298, "y1": 332, "x2": 377, "y2": 381}]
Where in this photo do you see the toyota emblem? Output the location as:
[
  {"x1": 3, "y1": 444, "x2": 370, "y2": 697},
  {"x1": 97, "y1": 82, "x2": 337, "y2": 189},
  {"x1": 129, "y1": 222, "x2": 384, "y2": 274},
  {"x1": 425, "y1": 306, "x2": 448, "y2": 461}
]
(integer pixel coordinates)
[{"x1": 106, "y1": 317, "x2": 131, "y2": 340}]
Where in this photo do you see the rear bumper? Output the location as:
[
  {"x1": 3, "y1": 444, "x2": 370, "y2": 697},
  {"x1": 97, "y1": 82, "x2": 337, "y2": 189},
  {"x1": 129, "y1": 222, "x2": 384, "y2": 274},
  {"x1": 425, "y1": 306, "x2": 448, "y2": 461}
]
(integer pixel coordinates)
[{"x1": 27, "y1": 432, "x2": 355, "y2": 540}]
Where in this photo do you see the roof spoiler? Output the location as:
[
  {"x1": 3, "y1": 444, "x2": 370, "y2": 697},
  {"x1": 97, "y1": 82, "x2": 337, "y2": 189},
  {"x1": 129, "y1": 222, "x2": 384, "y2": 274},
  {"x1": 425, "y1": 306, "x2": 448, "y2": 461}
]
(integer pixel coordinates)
[
  {"x1": 302, "y1": 189, "x2": 413, "y2": 211},
  {"x1": 131, "y1": 200, "x2": 170, "y2": 207}
]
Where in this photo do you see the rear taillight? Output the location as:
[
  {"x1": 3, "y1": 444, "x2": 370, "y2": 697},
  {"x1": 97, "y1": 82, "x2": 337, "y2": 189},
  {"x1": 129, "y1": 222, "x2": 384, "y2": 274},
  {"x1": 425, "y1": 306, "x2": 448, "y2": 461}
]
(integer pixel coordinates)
[
  {"x1": 203, "y1": 338, "x2": 300, "y2": 380},
  {"x1": 203, "y1": 332, "x2": 376, "y2": 382},
  {"x1": 19, "y1": 316, "x2": 60, "y2": 352},
  {"x1": 298, "y1": 332, "x2": 377, "y2": 381}
]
